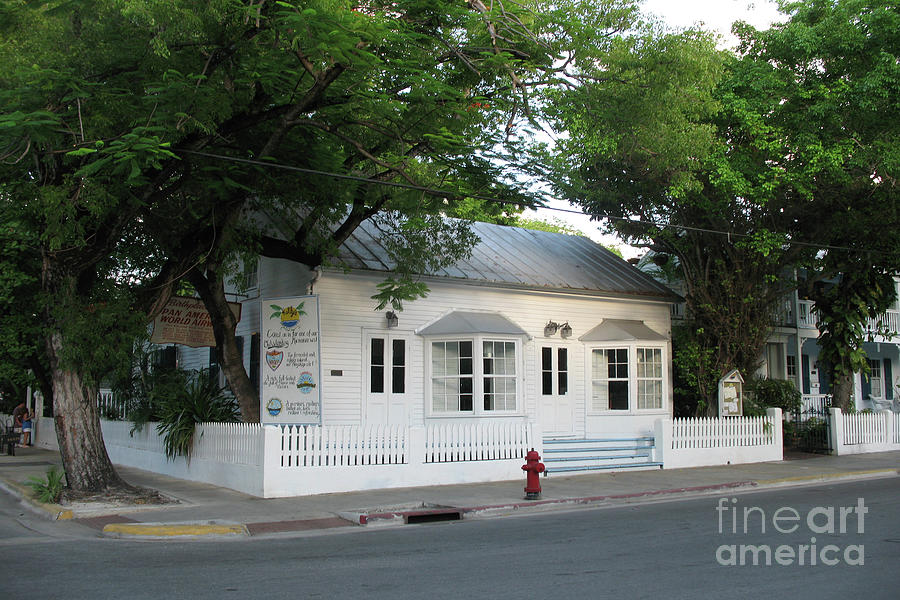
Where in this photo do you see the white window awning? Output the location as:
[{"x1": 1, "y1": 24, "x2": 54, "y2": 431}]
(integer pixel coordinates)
[
  {"x1": 579, "y1": 319, "x2": 666, "y2": 342},
  {"x1": 417, "y1": 311, "x2": 529, "y2": 337}
]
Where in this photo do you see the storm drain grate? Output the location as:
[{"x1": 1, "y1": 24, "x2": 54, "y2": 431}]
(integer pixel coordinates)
[{"x1": 405, "y1": 510, "x2": 462, "y2": 524}]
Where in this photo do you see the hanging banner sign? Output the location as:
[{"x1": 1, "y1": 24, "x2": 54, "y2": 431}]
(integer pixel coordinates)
[
  {"x1": 150, "y1": 296, "x2": 241, "y2": 348},
  {"x1": 260, "y1": 295, "x2": 322, "y2": 425}
]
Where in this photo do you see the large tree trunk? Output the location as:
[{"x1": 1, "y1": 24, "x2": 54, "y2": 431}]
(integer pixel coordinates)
[
  {"x1": 829, "y1": 368, "x2": 855, "y2": 412},
  {"x1": 189, "y1": 267, "x2": 260, "y2": 422},
  {"x1": 48, "y1": 332, "x2": 129, "y2": 492}
]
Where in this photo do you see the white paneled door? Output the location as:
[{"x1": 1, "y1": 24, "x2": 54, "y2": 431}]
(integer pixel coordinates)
[
  {"x1": 365, "y1": 333, "x2": 409, "y2": 425},
  {"x1": 539, "y1": 345, "x2": 574, "y2": 434}
]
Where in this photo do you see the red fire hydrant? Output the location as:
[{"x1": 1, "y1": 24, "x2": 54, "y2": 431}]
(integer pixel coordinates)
[{"x1": 522, "y1": 448, "x2": 545, "y2": 500}]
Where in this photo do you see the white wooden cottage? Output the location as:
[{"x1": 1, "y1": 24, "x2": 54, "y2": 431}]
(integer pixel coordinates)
[{"x1": 178, "y1": 219, "x2": 679, "y2": 474}]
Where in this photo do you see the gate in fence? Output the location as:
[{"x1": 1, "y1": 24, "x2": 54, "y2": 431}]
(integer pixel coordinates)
[{"x1": 785, "y1": 395, "x2": 833, "y2": 453}]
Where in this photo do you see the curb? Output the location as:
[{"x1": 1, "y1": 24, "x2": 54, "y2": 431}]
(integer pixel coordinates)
[
  {"x1": 102, "y1": 522, "x2": 249, "y2": 538},
  {"x1": 0, "y1": 477, "x2": 73, "y2": 520},
  {"x1": 753, "y1": 468, "x2": 899, "y2": 487},
  {"x1": 343, "y1": 468, "x2": 900, "y2": 527}
]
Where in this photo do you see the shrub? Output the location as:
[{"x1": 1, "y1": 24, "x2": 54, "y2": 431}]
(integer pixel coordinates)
[
  {"x1": 745, "y1": 377, "x2": 802, "y2": 416},
  {"x1": 155, "y1": 369, "x2": 240, "y2": 460},
  {"x1": 27, "y1": 466, "x2": 66, "y2": 504}
]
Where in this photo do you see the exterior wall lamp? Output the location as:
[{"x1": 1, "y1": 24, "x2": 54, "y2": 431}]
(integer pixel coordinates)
[
  {"x1": 544, "y1": 321, "x2": 560, "y2": 336},
  {"x1": 386, "y1": 311, "x2": 399, "y2": 328},
  {"x1": 560, "y1": 322, "x2": 573, "y2": 338}
]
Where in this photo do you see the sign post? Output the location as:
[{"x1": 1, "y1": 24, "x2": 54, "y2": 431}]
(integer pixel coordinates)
[{"x1": 260, "y1": 295, "x2": 322, "y2": 425}]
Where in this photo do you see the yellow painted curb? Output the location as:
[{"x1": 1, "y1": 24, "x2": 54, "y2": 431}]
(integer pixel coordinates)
[
  {"x1": 756, "y1": 468, "x2": 899, "y2": 486},
  {"x1": 103, "y1": 523, "x2": 249, "y2": 537}
]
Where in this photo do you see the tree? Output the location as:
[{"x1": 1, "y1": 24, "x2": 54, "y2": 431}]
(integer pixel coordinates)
[
  {"x1": 0, "y1": 0, "x2": 649, "y2": 492},
  {"x1": 731, "y1": 0, "x2": 900, "y2": 409},
  {"x1": 545, "y1": 0, "x2": 900, "y2": 413}
]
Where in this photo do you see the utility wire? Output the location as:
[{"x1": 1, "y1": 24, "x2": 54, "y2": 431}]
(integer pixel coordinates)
[{"x1": 178, "y1": 149, "x2": 883, "y2": 256}]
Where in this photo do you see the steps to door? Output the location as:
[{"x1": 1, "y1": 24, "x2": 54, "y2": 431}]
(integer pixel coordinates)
[{"x1": 542, "y1": 436, "x2": 662, "y2": 474}]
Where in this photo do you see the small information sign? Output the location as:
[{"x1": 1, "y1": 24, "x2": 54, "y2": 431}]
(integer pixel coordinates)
[{"x1": 718, "y1": 369, "x2": 744, "y2": 417}]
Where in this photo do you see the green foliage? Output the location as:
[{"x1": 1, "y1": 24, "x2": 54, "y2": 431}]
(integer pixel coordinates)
[
  {"x1": 671, "y1": 325, "x2": 718, "y2": 417},
  {"x1": 26, "y1": 466, "x2": 66, "y2": 504},
  {"x1": 744, "y1": 377, "x2": 802, "y2": 416},
  {"x1": 154, "y1": 370, "x2": 239, "y2": 460}
]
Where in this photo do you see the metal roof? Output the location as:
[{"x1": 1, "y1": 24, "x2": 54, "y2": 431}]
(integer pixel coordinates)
[
  {"x1": 417, "y1": 311, "x2": 529, "y2": 336},
  {"x1": 579, "y1": 319, "x2": 667, "y2": 342},
  {"x1": 333, "y1": 219, "x2": 677, "y2": 301}
]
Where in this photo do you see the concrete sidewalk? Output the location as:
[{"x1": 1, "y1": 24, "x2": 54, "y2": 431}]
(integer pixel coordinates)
[{"x1": 1, "y1": 446, "x2": 897, "y2": 538}]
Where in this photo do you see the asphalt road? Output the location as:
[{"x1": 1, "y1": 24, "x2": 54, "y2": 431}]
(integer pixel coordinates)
[{"x1": 1, "y1": 477, "x2": 898, "y2": 599}]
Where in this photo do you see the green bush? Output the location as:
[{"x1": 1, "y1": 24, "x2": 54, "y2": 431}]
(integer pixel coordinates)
[
  {"x1": 744, "y1": 377, "x2": 802, "y2": 416},
  {"x1": 27, "y1": 466, "x2": 66, "y2": 504},
  {"x1": 155, "y1": 370, "x2": 240, "y2": 460}
]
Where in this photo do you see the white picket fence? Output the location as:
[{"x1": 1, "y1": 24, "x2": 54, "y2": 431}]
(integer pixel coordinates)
[
  {"x1": 279, "y1": 424, "x2": 408, "y2": 467},
  {"x1": 895, "y1": 412, "x2": 900, "y2": 445},
  {"x1": 424, "y1": 422, "x2": 532, "y2": 463},
  {"x1": 830, "y1": 408, "x2": 900, "y2": 455},
  {"x1": 671, "y1": 415, "x2": 775, "y2": 449},
  {"x1": 654, "y1": 409, "x2": 783, "y2": 469},
  {"x1": 29, "y1": 415, "x2": 538, "y2": 497}
]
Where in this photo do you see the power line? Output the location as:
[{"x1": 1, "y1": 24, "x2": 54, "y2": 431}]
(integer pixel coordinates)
[{"x1": 178, "y1": 149, "x2": 885, "y2": 256}]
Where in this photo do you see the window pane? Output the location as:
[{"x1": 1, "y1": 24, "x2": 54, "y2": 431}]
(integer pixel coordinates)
[
  {"x1": 638, "y1": 380, "x2": 662, "y2": 409},
  {"x1": 392, "y1": 366, "x2": 405, "y2": 394},
  {"x1": 392, "y1": 339, "x2": 405, "y2": 366},
  {"x1": 371, "y1": 366, "x2": 384, "y2": 394},
  {"x1": 542, "y1": 371, "x2": 553, "y2": 395},
  {"x1": 558, "y1": 349, "x2": 568, "y2": 396},
  {"x1": 609, "y1": 381, "x2": 629, "y2": 410},
  {"x1": 370, "y1": 338, "x2": 385, "y2": 393},
  {"x1": 592, "y1": 381, "x2": 608, "y2": 411},
  {"x1": 483, "y1": 339, "x2": 517, "y2": 411},
  {"x1": 542, "y1": 347, "x2": 552, "y2": 370},
  {"x1": 371, "y1": 339, "x2": 384, "y2": 366}
]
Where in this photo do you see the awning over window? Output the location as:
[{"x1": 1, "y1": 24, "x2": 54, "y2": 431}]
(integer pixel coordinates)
[
  {"x1": 417, "y1": 311, "x2": 528, "y2": 336},
  {"x1": 579, "y1": 319, "x2": 666, "y2": 342}
]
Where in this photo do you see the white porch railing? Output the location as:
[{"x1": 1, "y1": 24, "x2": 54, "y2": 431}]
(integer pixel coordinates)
[
  {"x1": 830, "y1": 408, "x2": 900, "y2": 455},
  {"x1": 867, "y1": 309, "x2": 900, "y2": 335}
]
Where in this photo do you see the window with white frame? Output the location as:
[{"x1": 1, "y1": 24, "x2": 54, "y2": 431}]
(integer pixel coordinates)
[
  {"x1": 591, "y1": 345, "x2": 666, "y2": 412},
  {"x1": 430, "y1": 337, "x2": 520, "y2": 414},
  {"x1": 636, "y1": 348, "x2": 663, "y2": 409},
  {"x1": 867, "y1": 358, "x2": 883, "y2": 398}
]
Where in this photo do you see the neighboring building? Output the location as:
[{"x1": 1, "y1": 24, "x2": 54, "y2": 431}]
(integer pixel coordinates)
[
  {"x1": 766, "y1": 279, "x2": 900, "y2": 412},
  {"x1": 175, "y1": 219, "x2": 678, "y2": 464},
  {"x1": 667, "y1": 267, "x2": 900, "y2": 413}
]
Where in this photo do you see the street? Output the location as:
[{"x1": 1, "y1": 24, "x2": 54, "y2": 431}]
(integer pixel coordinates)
[{"x1": 1, "y1": 477, "x2": 898, "y2": 599}]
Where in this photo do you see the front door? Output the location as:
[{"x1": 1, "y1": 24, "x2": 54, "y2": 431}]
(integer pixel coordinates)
[
  {"x1": 540, "y1": 345, "x2": 573, "y2": 434},
  {"x1": 365, "y1": 333, "x2": 408, "y2": 425}
]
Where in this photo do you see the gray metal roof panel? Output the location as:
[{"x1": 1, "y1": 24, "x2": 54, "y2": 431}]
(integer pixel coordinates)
[
  {"x1": 579, "y1": 319, "x2": 667, "y2": 342},
  {"x1": 336, "y1": 219, "x2": 676, "y2": 300},
  {"x1": 417, "y1": 311, "x2": 528, "y2": 336}
]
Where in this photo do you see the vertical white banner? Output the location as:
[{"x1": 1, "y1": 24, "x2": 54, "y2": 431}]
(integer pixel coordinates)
[{"x1": 260, "y1": 295, "x2": 322, "y2": 424}]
